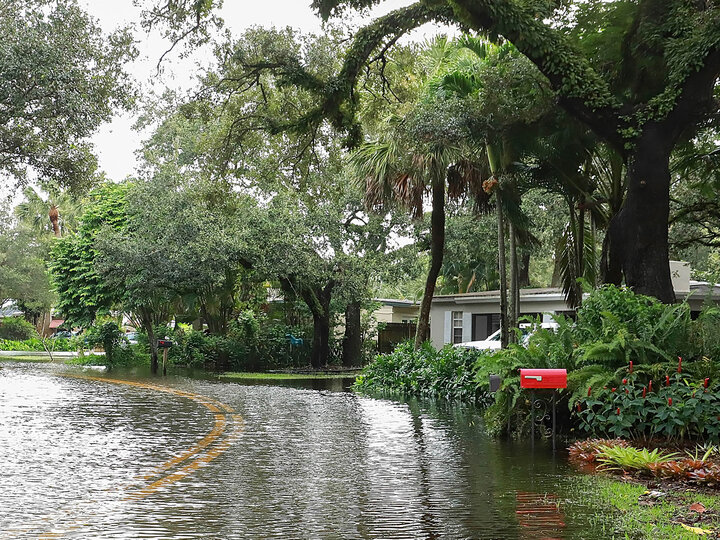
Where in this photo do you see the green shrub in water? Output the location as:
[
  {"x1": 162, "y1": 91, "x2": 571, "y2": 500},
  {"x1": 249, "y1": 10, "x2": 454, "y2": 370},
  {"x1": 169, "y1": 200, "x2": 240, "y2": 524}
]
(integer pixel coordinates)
[{"x1": 354, "y1": 341, "x2": 490, "y2": 404}]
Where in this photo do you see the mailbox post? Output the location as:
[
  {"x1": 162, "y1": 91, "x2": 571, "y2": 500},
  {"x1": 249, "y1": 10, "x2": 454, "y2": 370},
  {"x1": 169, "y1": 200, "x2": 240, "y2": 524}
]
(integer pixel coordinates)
[
  {"x1": 520, "y1": 368, "x2": 567, "y2": 451},
  {"x1": 157, "y1": 339, "x2": 173, "y2": 376}
]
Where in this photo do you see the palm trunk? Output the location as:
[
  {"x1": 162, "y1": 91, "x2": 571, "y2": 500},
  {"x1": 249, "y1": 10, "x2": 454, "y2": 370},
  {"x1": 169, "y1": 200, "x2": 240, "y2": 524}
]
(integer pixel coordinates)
[
  {"x1": 414, "y1": 178, "x2": 445, "y2": 349},
  {"x1": 508, "y1": 220, "x2": 518, "y2": 343},
  {"x1": 496, "y1": 189, "x2": 509, "y2": 348}
]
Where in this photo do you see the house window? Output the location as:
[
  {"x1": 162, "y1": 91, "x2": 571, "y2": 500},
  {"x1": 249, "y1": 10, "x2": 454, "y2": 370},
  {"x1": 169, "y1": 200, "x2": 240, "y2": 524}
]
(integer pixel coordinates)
[{"x1": 452, "y1": 311, "x2": 463, "y2": 343}]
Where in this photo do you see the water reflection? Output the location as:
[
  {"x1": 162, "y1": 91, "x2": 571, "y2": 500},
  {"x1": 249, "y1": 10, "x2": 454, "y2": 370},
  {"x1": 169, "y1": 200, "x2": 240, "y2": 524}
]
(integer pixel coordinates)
[{"x1": 0, "y1": 361, "x2": 604, "y2": 539}]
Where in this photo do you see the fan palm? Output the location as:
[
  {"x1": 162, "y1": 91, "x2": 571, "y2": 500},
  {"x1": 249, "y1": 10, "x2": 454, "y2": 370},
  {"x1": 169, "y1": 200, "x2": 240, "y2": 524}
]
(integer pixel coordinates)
[
  {"x1": 350, "y1": 134, "x2": 483, "y2": 349},
  {"x1": 14, "y1": 186, "x2": 80, "y2": 240}
]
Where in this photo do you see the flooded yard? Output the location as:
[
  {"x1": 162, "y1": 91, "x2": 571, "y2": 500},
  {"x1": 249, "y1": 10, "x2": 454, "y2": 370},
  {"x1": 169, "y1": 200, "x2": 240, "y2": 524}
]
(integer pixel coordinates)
[{"x1": 1, "y1": 361, "x2": 610, "y2": 538}]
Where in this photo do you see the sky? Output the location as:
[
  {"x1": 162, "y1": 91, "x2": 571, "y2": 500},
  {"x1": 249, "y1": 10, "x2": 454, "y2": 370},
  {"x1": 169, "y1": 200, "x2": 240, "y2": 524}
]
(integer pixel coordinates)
[{"x1": 80, "y1": 0, "x2": 450, "y2": 182}]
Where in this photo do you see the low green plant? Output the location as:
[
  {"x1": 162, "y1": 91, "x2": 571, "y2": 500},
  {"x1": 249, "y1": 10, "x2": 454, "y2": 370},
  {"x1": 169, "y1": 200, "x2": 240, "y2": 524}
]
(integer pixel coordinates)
[
  {"x1": 354, "y1": 341, "x2": 489, "y2": 403},
  {"x1": 0, "y1": 337, "x2": 74, "y2": 351},
  {"x1": 595, "y1": 445, "x2": 678, "y2": 473}
]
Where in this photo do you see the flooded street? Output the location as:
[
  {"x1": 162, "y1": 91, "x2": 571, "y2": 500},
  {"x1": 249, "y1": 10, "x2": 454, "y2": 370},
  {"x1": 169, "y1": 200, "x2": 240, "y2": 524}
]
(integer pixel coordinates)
[{"x1": 1, "y1": 361, "x2": 607, "y2": 539}]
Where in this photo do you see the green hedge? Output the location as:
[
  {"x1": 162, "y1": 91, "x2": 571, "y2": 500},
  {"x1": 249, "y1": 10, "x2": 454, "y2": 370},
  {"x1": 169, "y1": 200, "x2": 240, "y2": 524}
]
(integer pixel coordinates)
[
  {"x1": 0, "y1": 337, "x2": 75, "y2": 351},
  {"x1": 354, "y1": 341, "x2": 490, "y2": 403}
]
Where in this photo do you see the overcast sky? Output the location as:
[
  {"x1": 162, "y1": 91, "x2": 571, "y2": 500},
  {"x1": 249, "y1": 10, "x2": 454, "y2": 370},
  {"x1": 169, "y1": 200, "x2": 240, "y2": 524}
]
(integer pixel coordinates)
[{"x1": 80, "y1": 1, "x2": 449, "y2": 182}]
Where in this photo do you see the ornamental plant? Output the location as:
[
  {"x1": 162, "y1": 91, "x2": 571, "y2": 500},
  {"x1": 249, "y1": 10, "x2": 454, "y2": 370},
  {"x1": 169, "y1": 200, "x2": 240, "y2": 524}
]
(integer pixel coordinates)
[{"x1": 576, "y1": 363, "x2": 720, "y2": 442}]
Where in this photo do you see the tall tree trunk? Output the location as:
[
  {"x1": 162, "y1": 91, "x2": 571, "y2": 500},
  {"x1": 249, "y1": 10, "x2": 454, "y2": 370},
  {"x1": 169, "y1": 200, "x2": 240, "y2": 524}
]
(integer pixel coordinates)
[
  {"x1": 508, "y1": 220, "x2": 518, "y2": 343},
  {"x1": 496, "y1": 189, "x2": 509, "y2": 348},
  {"x1": 144, "y1": 317, "x2": 158, "y2": 375},
  {"x1": 302, "y1": 282, "x2": 334, "y2": 368},
  {"x1": 518, "y1": 252, "x2": 531, "y2": 287},
  {"x1": 342, "y1": 300, "x2": 362, "y2": 367},
  {"x1": 604, "y1": 128, "x2": 675, "y2": 302},
  {"x1": 414, "y1": 178, "x2": 445, "y2": 349}
]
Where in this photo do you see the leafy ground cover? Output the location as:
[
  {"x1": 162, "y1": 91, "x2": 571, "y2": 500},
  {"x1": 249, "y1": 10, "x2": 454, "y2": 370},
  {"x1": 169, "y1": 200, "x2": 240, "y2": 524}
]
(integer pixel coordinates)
[{"x1": 569, "y1": 439, "x2": 720, "y2": 486}]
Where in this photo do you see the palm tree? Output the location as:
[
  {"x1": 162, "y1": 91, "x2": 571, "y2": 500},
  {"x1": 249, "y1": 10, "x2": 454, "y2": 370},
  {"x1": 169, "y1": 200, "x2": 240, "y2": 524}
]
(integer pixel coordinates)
[
  {"x1": 14, "y1": 186, "x2": 80, "y2": 240},
  {"x1": 350, "y1": 135, "x2": 483, "y2": 349}
]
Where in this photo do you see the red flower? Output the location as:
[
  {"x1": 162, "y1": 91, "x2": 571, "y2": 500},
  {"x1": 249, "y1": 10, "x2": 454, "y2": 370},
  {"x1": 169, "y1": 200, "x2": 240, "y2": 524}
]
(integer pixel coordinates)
[
  {"x1": 587, "y1": 386, "x2": 592, "y2": 397},
  {"x1": 668, "y1": 398, "x2": 673, "y2": 406},
  {"x1": 577, "y1": 403, "x2": 582, "y2": 412},
  {"x1": 622, "y1": 378, "x2": 627, "y2": 385},
  {"x1": 649, "y1": 380, "x2": 653, "y2": 392},
  {"x1": 705, "y1": 378, "x2": 710, "y2": 389},
  {"x1": 642, "y1": 387, "x2": 647, "y2": 398},
  {"x1": 629, "y1": 361, "x2": 633, "y2": 374},
  {"x1": 616, "y1": 407, "x2": 620, "y2": 415},
  {"x1": 611, "y1": 387, "x2": 616, "y2": 393},
  {"x1": 625, "y1": 388, "x2": 629, "y2": 394},
  {"x1": 666, "y1": 375, "x2": 670, "y2": 387},
  {"x1": 678, "y1": 357, "x2": 682, "y2": 373}
]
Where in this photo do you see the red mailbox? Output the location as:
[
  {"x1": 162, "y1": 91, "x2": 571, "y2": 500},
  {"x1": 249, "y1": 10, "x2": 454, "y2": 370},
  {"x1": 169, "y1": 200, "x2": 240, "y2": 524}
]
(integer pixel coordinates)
[{"x1": 520, "y1": 368, "x2": 567, "y2": 389}]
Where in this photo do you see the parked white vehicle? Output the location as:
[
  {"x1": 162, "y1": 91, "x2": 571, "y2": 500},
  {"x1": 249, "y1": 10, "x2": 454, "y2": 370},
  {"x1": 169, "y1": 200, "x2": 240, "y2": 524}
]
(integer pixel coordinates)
[{"x1": 454, "y1": 322, "x2": 559, "y2": 351}]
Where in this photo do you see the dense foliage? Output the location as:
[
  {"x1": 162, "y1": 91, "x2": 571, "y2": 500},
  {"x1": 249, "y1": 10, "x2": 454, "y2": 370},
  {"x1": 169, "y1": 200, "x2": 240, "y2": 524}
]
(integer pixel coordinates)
[
  {"x1": 0, "y1": 317, "x2": 36, "y2": 341},
  {"x1": 0, "y1": 337, "x2": 74, "y2": 352},
  {"x1": 166, "y1": 315, "x2": 313, "y2": 371},
  {"x1": 357, "y1": 285, "x2": 720, "y2": 440},
  {"x1": 354, "y1": 341, "x2": 488, "y2": 403}
]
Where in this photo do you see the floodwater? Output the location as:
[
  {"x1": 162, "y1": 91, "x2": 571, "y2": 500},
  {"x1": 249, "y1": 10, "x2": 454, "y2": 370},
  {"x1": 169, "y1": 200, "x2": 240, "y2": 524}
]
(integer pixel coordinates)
[{"x1": 0, "y1": 361, "x2": 609, "y2": 539}]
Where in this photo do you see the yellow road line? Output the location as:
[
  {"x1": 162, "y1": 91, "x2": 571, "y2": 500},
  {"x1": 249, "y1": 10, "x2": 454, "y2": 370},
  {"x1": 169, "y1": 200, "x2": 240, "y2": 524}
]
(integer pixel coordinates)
[
  {"x1": 126, "y1": 414, "x2": 245, "y2": 500},
  {"x1": 1, "y1": 373, "x2": 244, "y2": 539}
]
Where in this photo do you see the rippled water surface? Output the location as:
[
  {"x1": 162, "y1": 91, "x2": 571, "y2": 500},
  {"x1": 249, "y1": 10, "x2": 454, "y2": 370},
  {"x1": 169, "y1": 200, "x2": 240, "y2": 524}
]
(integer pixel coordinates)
[{"x1": 0, "y1": 361, "x2": 607, "y2": 539}]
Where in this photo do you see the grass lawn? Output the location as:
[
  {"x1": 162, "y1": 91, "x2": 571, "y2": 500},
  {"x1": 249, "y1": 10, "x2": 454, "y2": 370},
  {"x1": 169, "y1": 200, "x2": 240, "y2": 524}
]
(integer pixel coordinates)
[
  {"x1": 219, "y1": 371, "x2": 359, "y2": 381},
  {"x1": 574, "y1": 474, "x2": 720, "y2": 538},
  {"x1": 0, "y1": 355, "x2": 54, "y2": 363}
]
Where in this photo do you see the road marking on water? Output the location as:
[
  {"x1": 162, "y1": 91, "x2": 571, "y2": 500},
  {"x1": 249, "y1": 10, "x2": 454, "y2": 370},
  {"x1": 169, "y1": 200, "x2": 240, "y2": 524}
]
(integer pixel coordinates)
[{"x1": 1, "y1": 373, "x2": 243, "y2": 539}]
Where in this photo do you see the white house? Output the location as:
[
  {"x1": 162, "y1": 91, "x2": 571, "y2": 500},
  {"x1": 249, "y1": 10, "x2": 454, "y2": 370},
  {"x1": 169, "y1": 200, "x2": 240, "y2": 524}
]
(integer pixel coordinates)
[{"x1": 429, "y1": 261, "x2": 720, "y2": 349}]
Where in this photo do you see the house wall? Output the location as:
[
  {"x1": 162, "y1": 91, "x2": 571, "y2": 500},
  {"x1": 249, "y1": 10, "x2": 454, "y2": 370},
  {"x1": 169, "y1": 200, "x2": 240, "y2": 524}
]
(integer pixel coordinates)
[{"x1": 430, "y1": 296, "x2": 571, "y2": 349}]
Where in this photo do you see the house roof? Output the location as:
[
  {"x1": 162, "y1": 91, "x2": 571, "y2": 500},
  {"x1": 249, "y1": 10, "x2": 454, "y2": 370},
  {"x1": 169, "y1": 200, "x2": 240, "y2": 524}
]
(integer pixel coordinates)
[
  {"x1": 49, "y1": 319, "x2": 65, "y2": 329},
  {"x1": 374, "y1": 298, "x2": 420, "y2": 308},
  {"x1": 432, "y1": 281, "x2": 720, "y2": 305},
  {"x1": 432, "y1": 287, "x2": 566, "y2": 305}
]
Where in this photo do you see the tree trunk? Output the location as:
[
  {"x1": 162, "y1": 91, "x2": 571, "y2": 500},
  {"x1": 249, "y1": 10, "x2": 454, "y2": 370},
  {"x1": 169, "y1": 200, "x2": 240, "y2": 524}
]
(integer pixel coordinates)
[
  {"x1": 508, "y1": 220, "x2": 518, "y2": 344},
  {"x1": 146, "y1": 320, "x2": 158, "y2": 375},
  {"x1": 342, "y1": 300, "x2": 362, "y2": 367},
  {"x1": 302, "y1": 282, "x2": 334, "y2": 368},
  {"x1": 310, "y1": 306, "x2": 331, "y2": 368},
  {"x1": 496, "y1": 189, "x2": 509, "y2": 348},
  {"x1": 414, "y1": 178, "x2": 446, "y2": 349},
  {"x1": 518, "y1": 252, "x2": 531, "y2": 287},
  {"x1": 604, "y1": 128, "x2": 675, "y2": 302}
]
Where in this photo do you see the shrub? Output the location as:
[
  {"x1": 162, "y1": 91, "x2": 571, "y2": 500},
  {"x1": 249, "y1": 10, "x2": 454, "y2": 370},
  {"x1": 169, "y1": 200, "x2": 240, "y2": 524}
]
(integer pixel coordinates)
[
  {"x1": 167, "y1": 313, "x2": 312, "y2": 371},
  {"x1": 595, "y1": 445, "x2": 678, "y2": 473},
  {"x1": 354, "y1": 341, "x2": 490, "y2": 403},
  {"x1": 0, "y1": 317, "x2": 35, "y2": 340},
  {"x1": 0, "y1": 337, "x2": 74, "y2": 351},
  {"x1": 576, "y1": 370, "x2": 720, "y2": 442}
]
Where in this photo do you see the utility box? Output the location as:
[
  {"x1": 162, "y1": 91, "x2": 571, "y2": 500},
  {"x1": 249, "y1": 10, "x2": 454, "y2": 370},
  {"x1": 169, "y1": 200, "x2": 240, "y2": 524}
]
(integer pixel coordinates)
[
  {"x1": 157, "y1": 339, "x2": 173, "y2": 349},
  {"x1": 520, "y1": 368, "x2": 567, "y2": 389}
]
